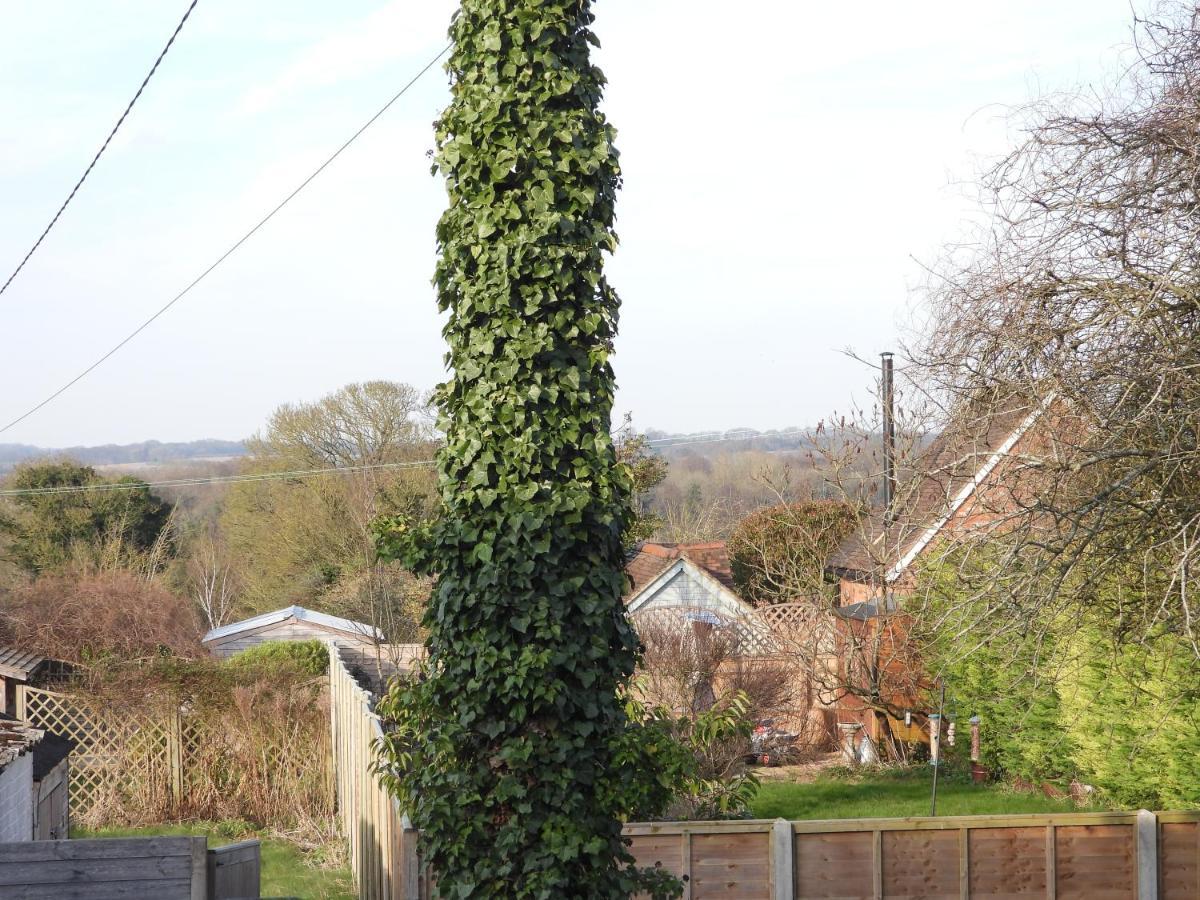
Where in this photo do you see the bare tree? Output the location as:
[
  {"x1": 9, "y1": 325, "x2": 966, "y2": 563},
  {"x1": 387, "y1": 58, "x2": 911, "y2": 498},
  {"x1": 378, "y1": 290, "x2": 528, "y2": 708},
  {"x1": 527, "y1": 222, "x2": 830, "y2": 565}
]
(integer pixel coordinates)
[
  {"x1": 908, "y1": 3, "x2": 1200, "y2": 667},
  {"x1": 221, "y1": 381, "x2": 438, "y2": 610},
  {"x1": 187, "y1": 527, "x2": 240, "y2": 630}
]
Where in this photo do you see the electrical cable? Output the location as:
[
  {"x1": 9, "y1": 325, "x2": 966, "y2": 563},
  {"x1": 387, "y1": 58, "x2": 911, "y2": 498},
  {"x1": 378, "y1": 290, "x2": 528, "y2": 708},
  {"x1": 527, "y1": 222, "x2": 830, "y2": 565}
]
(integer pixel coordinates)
[
  {"x1": 0, "y1": 42, "x2": 452, "y2": 437},
  {"x1": 0, "y1": 0, "x2": 201, "y2": 299}
]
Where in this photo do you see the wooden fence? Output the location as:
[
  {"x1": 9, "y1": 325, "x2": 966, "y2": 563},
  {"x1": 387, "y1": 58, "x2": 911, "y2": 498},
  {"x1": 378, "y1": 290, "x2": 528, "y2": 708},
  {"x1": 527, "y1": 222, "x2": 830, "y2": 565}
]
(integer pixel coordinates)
[
  {"x1": 16, "y1": 683, "x2": 188, "y2": 819},
  {"x1": 0, "y1": 835, "x2": 260, "y2": 900},
  {"x1": 329, "y1": 642, "x2": 418, "y2": 900},
  {"x1": 626, "y1": 810, "x2": 1200, "y2": 899},
  {"x1": 207, "y1": 839, "x2": 262, "y2": 899},
  {"x1": 325, "y1": 645, "x2": 1200, "y2": 899},
  {"x1": 14, "y1": 681, "x2": 330, "y2": 826}
]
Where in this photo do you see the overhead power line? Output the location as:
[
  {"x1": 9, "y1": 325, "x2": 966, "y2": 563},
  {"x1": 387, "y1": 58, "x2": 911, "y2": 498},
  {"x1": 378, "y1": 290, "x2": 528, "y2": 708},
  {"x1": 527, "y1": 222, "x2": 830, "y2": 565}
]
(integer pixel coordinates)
[
  {"x1": 0, "y1": 428, "x2": 814, "y2": 497},
  {"x1": 0, "y1": 41, "x2": 452, "y2": 438},
  {"x1": 0, "y1": 0, "x2": 201, "y2": 299}
]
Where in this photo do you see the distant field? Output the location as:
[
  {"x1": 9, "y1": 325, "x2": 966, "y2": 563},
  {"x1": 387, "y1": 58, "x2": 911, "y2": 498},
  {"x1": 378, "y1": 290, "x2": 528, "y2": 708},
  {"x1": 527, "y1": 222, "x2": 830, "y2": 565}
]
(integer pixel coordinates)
[{"x1": 0, "y1": 438, "x2": 246, "y2": 472}]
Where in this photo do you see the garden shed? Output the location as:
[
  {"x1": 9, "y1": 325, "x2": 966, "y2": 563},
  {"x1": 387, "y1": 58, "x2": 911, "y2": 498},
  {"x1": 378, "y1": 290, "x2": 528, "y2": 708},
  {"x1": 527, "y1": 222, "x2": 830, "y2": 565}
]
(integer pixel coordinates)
[
  {"x1": 202, "y1": 605, "x2": 383, "y2": 659},
  {"x1": 0, "y1": 647, "x2": 52, "y2": 717},
  {"x1": 0, "y1": 714, "x2": 71, "y2": 842}
]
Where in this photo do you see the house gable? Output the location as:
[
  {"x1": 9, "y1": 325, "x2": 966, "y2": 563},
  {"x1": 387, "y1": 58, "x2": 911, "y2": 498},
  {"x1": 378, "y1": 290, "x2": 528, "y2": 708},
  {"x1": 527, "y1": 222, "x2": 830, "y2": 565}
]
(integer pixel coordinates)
[
  {"x1": 626, "y1": 557, "x2": 755, "y2": 621},
  {"x1": 828, "y1": 395, "x2": 1053, "y2": 593}
]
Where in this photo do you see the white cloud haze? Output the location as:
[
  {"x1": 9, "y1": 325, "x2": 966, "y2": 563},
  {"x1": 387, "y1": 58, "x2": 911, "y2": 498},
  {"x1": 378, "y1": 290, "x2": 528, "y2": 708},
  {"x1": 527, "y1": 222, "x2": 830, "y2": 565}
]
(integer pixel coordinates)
[{"x1": 0, "y1": 1, "x2": 1138, "y2": 446}]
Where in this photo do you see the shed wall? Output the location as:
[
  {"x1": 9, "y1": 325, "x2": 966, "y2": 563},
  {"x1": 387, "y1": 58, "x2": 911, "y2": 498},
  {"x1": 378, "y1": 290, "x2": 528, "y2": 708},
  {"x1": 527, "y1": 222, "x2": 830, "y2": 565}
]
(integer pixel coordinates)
[
  {"x1": 0, "y1": 753, "x2": 33, "y2": 842},
  {"x1": 207, "y1": 619, "x2": 376, "y2": 658}
]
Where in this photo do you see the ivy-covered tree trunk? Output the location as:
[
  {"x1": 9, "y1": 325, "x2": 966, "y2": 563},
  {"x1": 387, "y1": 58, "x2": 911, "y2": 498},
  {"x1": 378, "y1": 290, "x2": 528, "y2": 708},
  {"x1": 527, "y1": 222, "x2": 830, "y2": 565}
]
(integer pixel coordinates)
[{"x1": 377, "y1": 2, "x2": 645, "y2": 897}]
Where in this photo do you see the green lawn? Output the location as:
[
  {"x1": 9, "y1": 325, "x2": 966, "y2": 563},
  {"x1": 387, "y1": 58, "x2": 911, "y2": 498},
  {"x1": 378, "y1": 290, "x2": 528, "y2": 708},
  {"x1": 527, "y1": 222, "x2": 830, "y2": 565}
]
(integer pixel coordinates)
[
  {"x1": 751, "y1": 767, "x2": 1089, "y2": 820},
  {"x1": 74, "y1": 824, "x2": 354, "y2": 900}
]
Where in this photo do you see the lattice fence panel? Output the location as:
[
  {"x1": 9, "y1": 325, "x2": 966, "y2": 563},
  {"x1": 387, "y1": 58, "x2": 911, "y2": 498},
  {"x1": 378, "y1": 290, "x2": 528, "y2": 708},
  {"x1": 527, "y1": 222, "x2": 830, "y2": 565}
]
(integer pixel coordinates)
[
  {"x1": 628, "y1": 602, "x2": 844, "y2": 660},
  {"x1": 18, "y1": 685, "x2": 176, "y2": 822},
  {"x1": 629, "y1": 605, "x2": 783, "y2": 656}
]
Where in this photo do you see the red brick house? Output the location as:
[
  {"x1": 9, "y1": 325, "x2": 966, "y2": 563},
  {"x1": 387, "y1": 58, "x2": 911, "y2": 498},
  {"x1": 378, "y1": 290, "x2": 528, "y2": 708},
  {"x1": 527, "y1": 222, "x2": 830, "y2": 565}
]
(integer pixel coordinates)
[
  {"x1": 822, "y1": 397, "x2": 1053, "y2": 751},
  {"x1": 827, "y1": 397, "x2": 1050, "y2": 604}
]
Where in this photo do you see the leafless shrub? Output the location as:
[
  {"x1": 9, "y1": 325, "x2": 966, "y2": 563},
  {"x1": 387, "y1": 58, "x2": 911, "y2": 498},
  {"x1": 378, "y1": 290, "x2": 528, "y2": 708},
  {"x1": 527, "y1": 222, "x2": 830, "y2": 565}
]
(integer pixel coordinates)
[{"x1": 0, "y1": 569, "x2": 202, "y2": 662}]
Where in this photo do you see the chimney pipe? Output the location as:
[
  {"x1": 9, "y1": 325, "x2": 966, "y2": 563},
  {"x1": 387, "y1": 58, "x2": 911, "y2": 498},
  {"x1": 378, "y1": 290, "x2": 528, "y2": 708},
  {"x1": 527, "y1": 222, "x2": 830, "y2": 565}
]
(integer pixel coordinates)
[{"x1": 881, "y1": 352, "x2": 896, "y2": 520}]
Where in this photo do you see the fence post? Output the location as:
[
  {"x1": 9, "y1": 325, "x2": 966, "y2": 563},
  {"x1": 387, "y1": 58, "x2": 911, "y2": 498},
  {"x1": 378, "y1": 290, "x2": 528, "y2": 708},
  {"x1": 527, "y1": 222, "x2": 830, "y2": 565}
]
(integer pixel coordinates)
[
  {"x1": 168, "y1": 706, "x2": 184, "y2": 805},
  {"x1": 772, "y1": 818, "x2": 793, "y2": 900},
  {"x1": 1137, "y1": 809, "x2": 1158, "y2": 900},
  {"x1": 189, "y1": 836, "x2": 207, "y2": 900},
  {"x1": 402, "y1": 812, "x2": 421, "y2": 900}
]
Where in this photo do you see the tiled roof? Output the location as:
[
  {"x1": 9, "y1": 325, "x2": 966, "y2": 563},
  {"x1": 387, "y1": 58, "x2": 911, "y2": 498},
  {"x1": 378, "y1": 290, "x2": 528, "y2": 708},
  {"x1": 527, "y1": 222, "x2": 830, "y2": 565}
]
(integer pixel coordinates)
[
  {"x1": 828, "y1": 398, "x2": 1043, "y2": 578},
  {"x1": 624, "y1": 541, "x2": 736, "y2": 600}
]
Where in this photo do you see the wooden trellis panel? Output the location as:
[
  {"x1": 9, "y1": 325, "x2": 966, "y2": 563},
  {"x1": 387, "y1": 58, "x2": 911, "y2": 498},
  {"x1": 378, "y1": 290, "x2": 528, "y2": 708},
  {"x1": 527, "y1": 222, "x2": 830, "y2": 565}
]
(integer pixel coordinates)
[{"x1": 17, "y1": 684, "x2": 178, "y2": 820}]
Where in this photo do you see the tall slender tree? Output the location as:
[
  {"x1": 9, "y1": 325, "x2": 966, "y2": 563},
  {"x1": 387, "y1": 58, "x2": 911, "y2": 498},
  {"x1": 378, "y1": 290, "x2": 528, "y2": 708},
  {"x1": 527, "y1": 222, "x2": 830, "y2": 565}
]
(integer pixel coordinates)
[{"x1": 376, "y1": 2, "x2": 655, "y2": 896}]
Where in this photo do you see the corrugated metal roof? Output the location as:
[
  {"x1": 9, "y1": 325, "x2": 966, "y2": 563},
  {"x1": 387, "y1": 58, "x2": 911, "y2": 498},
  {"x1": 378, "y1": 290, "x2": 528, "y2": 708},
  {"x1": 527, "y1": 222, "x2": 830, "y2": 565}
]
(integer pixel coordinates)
[
  {"x1": 201, "y1": 605, "x2": 383, "y2": 645},
  {"x1": 0, "y1": 646, "x2": 45, "y2": 681}
]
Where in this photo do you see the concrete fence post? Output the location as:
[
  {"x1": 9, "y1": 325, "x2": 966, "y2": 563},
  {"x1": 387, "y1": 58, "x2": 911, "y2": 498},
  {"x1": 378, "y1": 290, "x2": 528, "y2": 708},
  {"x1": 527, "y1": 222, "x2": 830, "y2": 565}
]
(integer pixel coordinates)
[
  {"x1": 838, "y1": 723, "x2": 862, "y2": 766},
  {"x1": 402, "y1": 812, "x2": 421, "y2": 900},
  {"x1": 772, "y1": 818, "x2": 794, "y2": 900},
  {"x1": 1137, "y1": 809, "x2": 1158, "y2": 900}
]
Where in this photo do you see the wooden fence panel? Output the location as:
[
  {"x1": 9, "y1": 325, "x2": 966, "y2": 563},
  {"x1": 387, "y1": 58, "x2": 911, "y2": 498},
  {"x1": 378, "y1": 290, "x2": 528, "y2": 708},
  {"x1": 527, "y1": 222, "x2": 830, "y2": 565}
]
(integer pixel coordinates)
[
  {"x1": 626, "y1": 822, "x2": 778, "y2": 900},
  {"x1": 785, "y1": 813, "x2": 1185, "y2": 900},
  {"x1": 0, "y1": 836, "x2": 206, "y2": 900},
  {"x1": 691, "y1": 830, "x2": 771, "y2": 899},
  {"x1": 881, "y1": 828, "x2": 960, "y2": 899},
  {"x1": 1054, "y1": 824, "x2": 1135, "y2": 899},
  {"x1": 629, "y1": 831, "x2": 687, "y2": 893},
  {"x1": 207, "y1": 839, "x2": 261, "y2": 900},
  {"x1": 794, "y1": 830, "x2": 872, "y2": 899},
  {"x1": 967, "y1": 826, "x2": 1048, "y2": 897},
  {"x1": 1158, "y1": 819, "x2": 1199, "y2": 900}
]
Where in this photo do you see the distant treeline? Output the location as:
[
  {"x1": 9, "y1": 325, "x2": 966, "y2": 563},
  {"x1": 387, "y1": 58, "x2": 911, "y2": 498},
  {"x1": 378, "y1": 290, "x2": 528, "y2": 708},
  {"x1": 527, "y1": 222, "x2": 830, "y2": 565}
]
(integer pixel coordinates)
[
  {"x1": 0, "y1": 439, "x2": 246, "y2": 471},
  {"x1": 645, "y1": 427, "x2": 812, "y2": 457}
]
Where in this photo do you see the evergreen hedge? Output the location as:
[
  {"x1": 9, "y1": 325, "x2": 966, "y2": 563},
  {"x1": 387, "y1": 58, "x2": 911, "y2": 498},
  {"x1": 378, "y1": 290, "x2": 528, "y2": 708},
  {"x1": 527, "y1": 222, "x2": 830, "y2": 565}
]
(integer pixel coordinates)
[{"x1": 921, "y1": 552, "x2": 1200, "y2": 808}]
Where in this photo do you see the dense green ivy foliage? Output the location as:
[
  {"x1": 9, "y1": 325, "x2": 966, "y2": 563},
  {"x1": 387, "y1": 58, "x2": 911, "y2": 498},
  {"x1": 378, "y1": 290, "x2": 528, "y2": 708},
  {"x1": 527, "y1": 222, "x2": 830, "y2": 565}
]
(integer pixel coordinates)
[{"x1": 374, "y1": 3, "x2": 675, "y2": 897}]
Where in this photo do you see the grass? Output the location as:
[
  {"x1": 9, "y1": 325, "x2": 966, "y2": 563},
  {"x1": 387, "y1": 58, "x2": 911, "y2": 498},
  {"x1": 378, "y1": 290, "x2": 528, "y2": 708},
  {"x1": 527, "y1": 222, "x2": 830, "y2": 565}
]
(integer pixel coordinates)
[
  {"x1": 74, "y1": 823, "x2": 355, "y2": 900},
  {"x1": 750, "y1": 766, "x2": 1090, "y2": 821}
]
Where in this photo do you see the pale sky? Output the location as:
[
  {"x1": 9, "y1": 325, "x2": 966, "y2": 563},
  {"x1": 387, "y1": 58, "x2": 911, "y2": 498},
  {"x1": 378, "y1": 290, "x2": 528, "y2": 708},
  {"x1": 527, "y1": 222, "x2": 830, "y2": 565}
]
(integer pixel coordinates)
[{"x1": 0, "y1": 1, "x2": 1139, "y2": 447}]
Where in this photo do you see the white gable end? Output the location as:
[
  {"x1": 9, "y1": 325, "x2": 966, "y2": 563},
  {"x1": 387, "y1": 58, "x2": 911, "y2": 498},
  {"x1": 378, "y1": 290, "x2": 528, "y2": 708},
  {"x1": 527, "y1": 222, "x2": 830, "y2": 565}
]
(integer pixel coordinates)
[{"x1": 627, "y1": 559, "x2": 754, "y2": 621}]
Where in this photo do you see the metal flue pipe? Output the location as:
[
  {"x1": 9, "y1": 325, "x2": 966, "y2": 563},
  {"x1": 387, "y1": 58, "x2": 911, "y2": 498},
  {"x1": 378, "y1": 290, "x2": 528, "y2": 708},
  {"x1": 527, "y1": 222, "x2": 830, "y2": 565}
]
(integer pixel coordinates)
[{"x1": 881, "y1": 352, "x2": 896, "y2": 521}]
